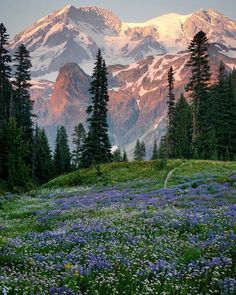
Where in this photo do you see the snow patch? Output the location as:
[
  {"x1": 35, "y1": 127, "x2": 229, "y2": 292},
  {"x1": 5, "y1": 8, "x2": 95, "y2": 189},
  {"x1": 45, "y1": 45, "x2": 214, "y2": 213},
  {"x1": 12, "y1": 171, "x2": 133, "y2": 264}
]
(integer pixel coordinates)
[
  {"x1": 111, "y1": 145, "x2": 118, "y2": 152},
  {"x1": 136, "y1": 99, "x2": 140, "y2": 110},
  {"x1": 225, "y1": 63, "x2": 236, "y2": 70}
]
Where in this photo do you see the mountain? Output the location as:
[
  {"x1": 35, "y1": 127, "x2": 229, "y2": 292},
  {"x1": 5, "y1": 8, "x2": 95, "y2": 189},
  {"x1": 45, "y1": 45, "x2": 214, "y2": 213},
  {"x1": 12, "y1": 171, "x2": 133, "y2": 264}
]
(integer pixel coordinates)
[
  {"x1": 11, "y1": 5, "x2": 236, "y2": 156},
  {"x1": 9, "y1": 6, "x2": 236, "y2": 79},
  {"x1": 31, "y1": 43, "x2": 236, "y2": 156}
]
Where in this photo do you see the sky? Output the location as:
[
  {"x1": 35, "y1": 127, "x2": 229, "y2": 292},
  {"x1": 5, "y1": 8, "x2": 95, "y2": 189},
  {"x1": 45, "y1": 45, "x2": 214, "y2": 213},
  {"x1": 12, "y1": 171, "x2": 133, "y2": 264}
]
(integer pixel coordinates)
[{"x1": 1, "y1": 0, "x2": 236, "y2": 38}]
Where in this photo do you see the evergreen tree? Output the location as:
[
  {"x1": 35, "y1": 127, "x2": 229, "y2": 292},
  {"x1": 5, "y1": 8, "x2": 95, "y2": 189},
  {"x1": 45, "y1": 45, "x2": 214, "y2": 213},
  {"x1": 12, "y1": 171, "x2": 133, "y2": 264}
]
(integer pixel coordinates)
[
  {"x1": 171, "y1": 94, "x2": 192, "y2": 158},
  {"x1": 151, "y1": 139, "x2": 158, "y2": 160},
  {"x1": 72, "y1": 123, "x2": 86, "y2": 168},
  {"x1": 0, "y1": 23, "x2": 12, "y2": 127},
  {"x1": 134, "y1": 140, "x2": 146, "y2": 160},
  {"x1": 80, "y1": 49, "x2": 112, "y2": 167},
  {"x1": 0, "y1": 118, "x2": 27, "y2": 188},
  {"x1": 165, "y1": 67, "x2": 176, "y2": 158},
  {"x1": 33, "y1": 126, "x2": 53, "y2": 184},
  {"x1": 122, "y1": 150, "x2": 128, "y2": 162},
  {"x1": 216, "y1": 62, "x2": 232, "y2": 159},
  {"x1": 32, "y1": 124, "x2": 40, "y2": 179},
  {"x1": 186, "y1": 31, "x2": 211, "y2": 158},
  {"x1": 13, "y1": 44, "x2": 34, "y2": 167},
  {"x1": 134, "y1": 139, "x2": 142, "y2": 160},
  {"x1": 112, "y1": 148, "x2": 122, "y2": 162},
  {"x1": 54, "y1": 126, "x2": 71, "y2": 176},
  {"x1": 167, "y1": 66, "x2": 175, "y2": 125},
  {"x1": 54, "y1": 127, "x2": 63, "y2": 176},
  {"x1": 141, "y1": 141, "x2": 146, "y2": 160},
  {"x1": 158, "y1": 136, "x2": 168, "y2": 159},
  {"x1": 228, "y1": 70, "x2": 236, "y2": 159},
  {"x1": 13, "y1": 45, "x2": 33, "y2": 139},
  {"x1": 212, "y1": 63, "x2": 236, "y2": 160}
]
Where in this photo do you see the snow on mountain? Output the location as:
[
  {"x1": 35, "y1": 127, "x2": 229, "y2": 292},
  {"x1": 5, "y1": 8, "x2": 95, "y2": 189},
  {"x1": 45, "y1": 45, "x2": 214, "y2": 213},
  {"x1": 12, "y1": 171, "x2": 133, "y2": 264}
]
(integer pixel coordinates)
[
  {"x1": 9, "y1": 6, "x2": 236, "y2": 80},
  {"x1": 10, "y1": 5, "x2": 236, "y2": 154},
  {"x1": 18, "y1": 11, "x2": 235, "y2": 77}
]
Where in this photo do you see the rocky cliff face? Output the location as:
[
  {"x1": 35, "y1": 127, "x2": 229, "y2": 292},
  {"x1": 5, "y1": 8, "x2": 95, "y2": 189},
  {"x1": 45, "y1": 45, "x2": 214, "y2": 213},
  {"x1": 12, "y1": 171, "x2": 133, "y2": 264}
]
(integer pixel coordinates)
[{"x1": 33, "y1": 63, "x2": 91, "y2": 146}]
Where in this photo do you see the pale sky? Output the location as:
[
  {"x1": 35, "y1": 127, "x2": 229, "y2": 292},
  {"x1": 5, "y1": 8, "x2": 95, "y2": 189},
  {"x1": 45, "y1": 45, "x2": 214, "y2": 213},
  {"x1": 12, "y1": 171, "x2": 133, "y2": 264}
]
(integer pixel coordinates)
[{"x1": 1, "y1": 0, "x2": 236, "y2": 38}]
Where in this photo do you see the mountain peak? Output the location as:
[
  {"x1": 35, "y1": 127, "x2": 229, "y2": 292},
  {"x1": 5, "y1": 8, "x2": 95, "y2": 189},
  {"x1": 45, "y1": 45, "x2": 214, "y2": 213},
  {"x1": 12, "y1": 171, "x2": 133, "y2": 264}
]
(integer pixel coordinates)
[
  {"x1": 193, "y1": 8, "x2": 227, "y2": 20},
  {"x1": 56, "y1": 4, "x2": 75, "y2": 14},
  {"x1": 10, "y1": 6, "x2": 236, "y2": 79}
]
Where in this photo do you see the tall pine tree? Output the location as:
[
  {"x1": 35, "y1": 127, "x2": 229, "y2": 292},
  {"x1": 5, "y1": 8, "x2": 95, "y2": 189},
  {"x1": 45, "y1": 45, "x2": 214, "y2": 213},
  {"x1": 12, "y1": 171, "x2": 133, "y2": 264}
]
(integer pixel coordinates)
[
  {"x1": 54, "y1": 126, "x2": 71, "y2": 176},
  {"x1": 213, "y1": 63, "x2": 236, "y2": 160},
  {"x1": 186, "y1": 31, "x2": 211, "y2": 158},
  {"x1": 0, "y1": 118, "x2": 27, "y2": 189},
  {"x1": 13, "y1": 44, "x2": 34, "y2": 168},
  {"x1": 133, "y1": 140, "x2": 146, "y2": 160},
  {"x1": 72, "y1": 123, "x2": 86, "y2": 169},
  {"x1": 0, "y1": 23, "x2": 12, "y2": 127},
  {"x1": 112, "y1": 148, "x2": 122, "y2": 162},
  {"x1": 166, "y1": 66, "x2": 175, "y2": 157},
  {"x1": 171, "y1": 94, "x2": 192, "y2": 159},
  {"x1": 33, "y1": 126, "x2": 53, "y2": 184},
  {"x1": 13, "y1": 45, "x2": 33, "y2": 139},
  {"x1": 80, "y1": 49, "x2": 111, "y2": 167},
  {"x1": 122, "y1": 150, "x2": 128, "y2": 162},
  {"x1": 151, "y1": 139, "x2": 158, "y2": 160}
]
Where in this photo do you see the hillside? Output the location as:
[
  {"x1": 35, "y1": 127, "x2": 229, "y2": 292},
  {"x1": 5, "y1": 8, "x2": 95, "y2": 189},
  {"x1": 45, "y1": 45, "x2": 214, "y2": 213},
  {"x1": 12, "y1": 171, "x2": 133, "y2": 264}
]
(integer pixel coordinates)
[
  {"x1": 43, "y1": 159, "x2": 236, "y2": 189},
  {"x1": 0, "y1": 160, "x2": 236, "y2": 294}
]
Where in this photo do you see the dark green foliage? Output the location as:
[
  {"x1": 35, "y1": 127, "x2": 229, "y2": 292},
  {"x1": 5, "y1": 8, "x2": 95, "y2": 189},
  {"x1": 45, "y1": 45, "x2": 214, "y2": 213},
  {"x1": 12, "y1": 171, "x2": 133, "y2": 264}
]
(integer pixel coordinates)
[
  {"x1": 72, "y1": 123, "x2": 86, "y2": 169},
  {"x1": 206, "y1": 63, "x2": 236, "y2": 160},
  {"x1": 158, "y1": 136, "x2": 168, "y2": 160},
  {"x1": 12, "y1": 44, "x2": 34, "y2": 169},
  {"x1": 151, "y1": 139, "x2": 158, "y2": 160},
  {"x1": 167, "y1": 66, "x2": 175, "y2": 126},
  {"x1": 122, "y1": 150, "x2": 128, "y2": 162},
  {"x1": 228, "y1": 70, "x2": 236, "y2": 158},
  {"x1": 141, "y1": 142, "x2": 146, "y2": 160},
  {"x1": 134, "y1": 140, "x2": 146, "y2": 161},
  {"x1": 12, "y1": 45, "x2": 33, "y2": 141},
  {"x1": 186, "y1": 31, "x2": 211, "y2": 158},
  {"x1": 112, "y1": 148, "x2": 122, "y2": 162},
  {"x1": 166, "y1": 66, "x2": 176, "y2": 157},
  {"x1": 80, "y1": 50, "x2": 112, "y2": 167},
  {"x1": 54, "y1": 126, "x2": 71, "y2": 176},
  {"x1": 0, "y1": 118, "x2": 27, "y2": 189},
  {"x1": 171, "y1": 94, "x2": 192, "y2": 159},
  {"x1": 0, "y1": 23, "x2": 12, "y2": 127},
  {"x1": 32, "y1": 126, "x2": 53, "y2": 184},
  {"x1": 216, "y1": 63, "x2": 235, "y2": 160}
]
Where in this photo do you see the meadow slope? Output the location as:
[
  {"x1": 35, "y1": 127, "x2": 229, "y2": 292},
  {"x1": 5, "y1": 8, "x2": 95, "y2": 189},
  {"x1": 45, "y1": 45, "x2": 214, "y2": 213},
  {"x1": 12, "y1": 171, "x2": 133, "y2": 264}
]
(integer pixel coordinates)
[{"x1": 0, "y1": 160, "x2": 236, "y2": 294}]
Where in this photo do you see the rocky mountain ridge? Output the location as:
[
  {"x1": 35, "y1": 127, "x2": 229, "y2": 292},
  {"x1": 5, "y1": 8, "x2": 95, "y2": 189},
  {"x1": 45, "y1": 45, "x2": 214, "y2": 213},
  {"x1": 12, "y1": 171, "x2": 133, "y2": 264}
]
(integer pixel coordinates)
[{"x1": 9, "y1": 6, "x2": 236, "y2": 79}]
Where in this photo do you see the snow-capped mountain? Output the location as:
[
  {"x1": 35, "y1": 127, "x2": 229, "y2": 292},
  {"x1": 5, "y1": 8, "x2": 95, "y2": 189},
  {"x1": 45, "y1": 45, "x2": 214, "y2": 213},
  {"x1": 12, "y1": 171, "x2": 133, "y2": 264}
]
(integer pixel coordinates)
[
  {"x1": 9, "y1": 5, "x2": 236, "y2": 79},
  {"x1": 10, "y1": 5, "x2": 236, "y2": 155}
]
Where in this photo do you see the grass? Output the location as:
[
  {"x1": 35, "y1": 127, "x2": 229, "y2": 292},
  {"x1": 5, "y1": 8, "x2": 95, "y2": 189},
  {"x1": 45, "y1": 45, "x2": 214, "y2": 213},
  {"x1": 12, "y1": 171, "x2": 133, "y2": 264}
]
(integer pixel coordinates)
[
  {"x1": 44, "y1": 159, "x2": 236, "y2": 189},
  {"x1": 0, "y1": 159, "x2": 236, "y2": 294}
]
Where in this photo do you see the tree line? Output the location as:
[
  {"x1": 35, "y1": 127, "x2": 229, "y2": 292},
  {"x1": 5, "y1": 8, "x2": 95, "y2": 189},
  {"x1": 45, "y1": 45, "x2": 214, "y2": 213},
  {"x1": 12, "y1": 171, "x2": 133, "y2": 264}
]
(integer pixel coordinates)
[{"x1": 156, "y1": 31, "x2": 236, "y2": 161}]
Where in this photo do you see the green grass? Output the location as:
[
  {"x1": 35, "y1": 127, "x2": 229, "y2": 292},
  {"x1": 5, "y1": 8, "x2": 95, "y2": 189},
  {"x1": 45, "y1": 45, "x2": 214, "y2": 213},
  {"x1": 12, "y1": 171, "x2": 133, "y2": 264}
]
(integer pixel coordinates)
[
  {"x1": 44, "y1": 159, "x2": 236, "y2": 189},
  {"x1": 0, "y1": 159, "x2": 236, "y2": 294}
]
